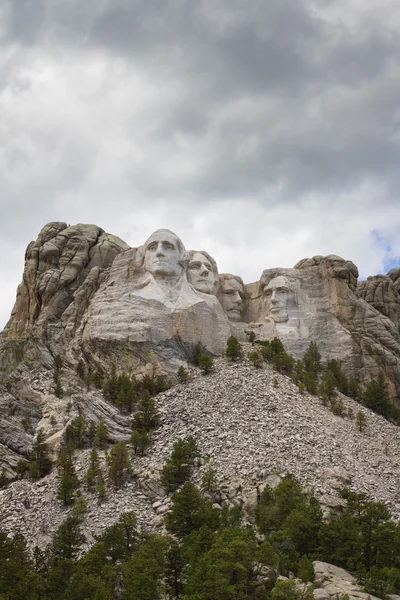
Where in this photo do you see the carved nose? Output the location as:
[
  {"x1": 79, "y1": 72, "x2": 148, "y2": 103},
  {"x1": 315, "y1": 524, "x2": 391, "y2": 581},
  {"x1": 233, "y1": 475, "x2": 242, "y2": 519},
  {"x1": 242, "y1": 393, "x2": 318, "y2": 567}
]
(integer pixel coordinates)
[{"x1": 200, "y1": 265, "x2": 209, "y2": 276}]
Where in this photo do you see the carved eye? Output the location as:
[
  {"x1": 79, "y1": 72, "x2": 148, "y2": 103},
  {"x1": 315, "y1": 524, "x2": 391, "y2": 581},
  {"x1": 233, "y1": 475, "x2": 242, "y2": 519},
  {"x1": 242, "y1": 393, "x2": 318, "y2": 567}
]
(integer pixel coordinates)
[
  {"x1": 164, "y1": 242, "x2": 175, "y2": 250},
  {"x1": 189, "y1": 262, "x2": 200, "y2": 270},
  {"x1": 147, "y1": 243, "x2": 157, "y2": 251}
]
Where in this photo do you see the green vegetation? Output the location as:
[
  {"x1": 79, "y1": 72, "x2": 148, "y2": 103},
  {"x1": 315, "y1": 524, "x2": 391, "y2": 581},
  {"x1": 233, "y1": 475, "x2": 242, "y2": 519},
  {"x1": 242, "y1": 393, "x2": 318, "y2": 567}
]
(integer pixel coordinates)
[
  {"x1": 161, "y1": 436, "x2": 199, "y2": 493},
  {"x1": 2, "y1": 472, "x2": 400, "y2": 599},
  {"x1": 225, "y1": 335, "x2": 243, "y2": 361},
  {"x1": 248, "y1": 349, "x2": 262, "y2": 368},
  {"x1": 198, "y1": 353, "x2": 214, "y2": 374},
  {"x1": 177, "y1": 365, "x2": 189, "y2": 383},
  {"x1": 107, "y1": 442, "x2": 132, "y2": 488}
]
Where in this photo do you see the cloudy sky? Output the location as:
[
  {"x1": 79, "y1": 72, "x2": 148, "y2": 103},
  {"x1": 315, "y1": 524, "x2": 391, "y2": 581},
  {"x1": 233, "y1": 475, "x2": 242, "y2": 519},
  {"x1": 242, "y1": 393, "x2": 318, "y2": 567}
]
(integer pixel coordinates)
[{"x1": 1, "y1": 0, "x2": 400, "y2": 328}]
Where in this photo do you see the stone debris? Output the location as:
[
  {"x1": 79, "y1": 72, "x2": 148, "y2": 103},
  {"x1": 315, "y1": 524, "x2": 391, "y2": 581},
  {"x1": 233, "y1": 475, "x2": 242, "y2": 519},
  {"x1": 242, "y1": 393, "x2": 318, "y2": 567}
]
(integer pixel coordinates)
[{"x1": 2, "y1": 352, "x2": 400, "y2": 549}]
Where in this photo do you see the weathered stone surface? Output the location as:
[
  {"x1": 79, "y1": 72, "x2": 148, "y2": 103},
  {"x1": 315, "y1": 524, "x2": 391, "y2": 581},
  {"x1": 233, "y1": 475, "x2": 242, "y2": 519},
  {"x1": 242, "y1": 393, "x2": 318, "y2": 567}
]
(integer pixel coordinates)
[
  {"x1": 3, "y1": 222, "x2": 128, "y2": 340},
  {"x1": 357, "y1": 274, "x2": 400, "y2": 324},
  {"x1": 245, "y1": 255, "x2": 400, "y2": 405},
  {"x1": 314, "y1": 561, "x2": 382, "y2": 600}
]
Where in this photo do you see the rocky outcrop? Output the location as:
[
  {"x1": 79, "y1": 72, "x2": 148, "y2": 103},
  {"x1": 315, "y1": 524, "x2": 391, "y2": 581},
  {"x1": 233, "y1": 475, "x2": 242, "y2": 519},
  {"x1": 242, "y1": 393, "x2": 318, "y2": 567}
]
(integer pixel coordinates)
[
  {"x1": 2, "y1": 223, "x2": 400, "y2": 476},
  {"x1": 243, "y1": 255, "x2": 400, "y2": 405},
  {"x1": 313, "y1": 561, "x2": 382, "y2": 600},
  {"x1": 357, "y1": 274, "x2": 400, "y2": 325},
  {"x1": 3, "y1": 222, "x2": 129, "y2": 340}
]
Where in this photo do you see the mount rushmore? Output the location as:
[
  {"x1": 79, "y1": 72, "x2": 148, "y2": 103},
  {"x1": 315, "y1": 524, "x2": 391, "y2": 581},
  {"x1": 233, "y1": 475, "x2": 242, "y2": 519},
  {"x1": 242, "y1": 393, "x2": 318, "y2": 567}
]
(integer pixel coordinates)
[{"x1": 1, "y1": 222, "x2": 400, "y2": 406}]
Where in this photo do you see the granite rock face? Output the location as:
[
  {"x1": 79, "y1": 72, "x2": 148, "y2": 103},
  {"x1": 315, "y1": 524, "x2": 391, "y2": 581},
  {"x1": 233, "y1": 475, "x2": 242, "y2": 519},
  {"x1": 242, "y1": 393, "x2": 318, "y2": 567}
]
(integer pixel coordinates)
[
  {"x1": 4, "y1": 222, "x2": 128, "y2": 339},
  {"x1": 357, "y1": 274, "x2": 400, "y2": 324},
  {"x1": 2, "y1": 226, "x2": 400, "y2": 404}
]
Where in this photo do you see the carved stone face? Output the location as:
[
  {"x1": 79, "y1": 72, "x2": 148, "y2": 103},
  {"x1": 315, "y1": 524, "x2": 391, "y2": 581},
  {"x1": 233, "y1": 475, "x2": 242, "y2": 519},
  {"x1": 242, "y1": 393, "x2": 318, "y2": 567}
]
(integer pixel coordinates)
[
  {"x1": 264, "y1": 275, "x2": 291, "y2": 323},
  {"x1": 144, "y1": 230, "x2": 183, "y2": 278},
  {"x1": 218, "y1": 276, "x2": 244, "y2": 321},
  {"x1": 187, "y1": 252, "x2": 216, "y2": 294}
]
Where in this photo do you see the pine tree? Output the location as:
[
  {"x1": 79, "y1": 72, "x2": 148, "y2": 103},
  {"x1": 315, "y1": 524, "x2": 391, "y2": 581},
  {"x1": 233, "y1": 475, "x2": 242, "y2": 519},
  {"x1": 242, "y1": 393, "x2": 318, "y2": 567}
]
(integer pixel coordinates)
[
  {"x1": 30, "y1": 429, "x2": 51, "y2": 479},
  {"x1": 320, "y1": 369, "x2": 337, "y2": 405},
  {"x1": 192, "y1": 342, "x2": 202, "y2": 366},
  {"x1": 132, "y1": 390, "x2": 159, "y2": 433},
  {"x1": 51, "y1": 512, "x2": 85, "y2": 562},
  {"x1": 96, "y1": 471, "x2": 106, "y2": 502},
  {"x1": 86, "y1": 448, "x2": 100, "y2": 491},
  {"x1": 95, "y1": 421, "x2": 109, "y2": 449},
  {"x1": 177, "y1": 365, "x2": 189, "y2": 383},
  {"x1": 248, "y1": 350, "x2": 262, "y2": 368},
  {"x1": 161, "y1": 436, "x2": 198, "y2": 493},
  {"x1": 107, "y1": 442, "x2": 132, "y2": 488},
  {"x1": 57, "y1": 450, "x2": 79, "y2": 505},
  {"x1": 364, "y1": 372, "x2": 390, "y2": 416},
  {"x1": 225, "y1": 336, "x2": 242, "y2": 361},
  {"x1": 356, "y1": 410, "x2": 367, "y2": 432},
  {"x1": 130, "y1": 430, "x2": 151, "y2": 456},
  {"x1": 198, "y1": 353, "x2": 214, "y2": 374}
]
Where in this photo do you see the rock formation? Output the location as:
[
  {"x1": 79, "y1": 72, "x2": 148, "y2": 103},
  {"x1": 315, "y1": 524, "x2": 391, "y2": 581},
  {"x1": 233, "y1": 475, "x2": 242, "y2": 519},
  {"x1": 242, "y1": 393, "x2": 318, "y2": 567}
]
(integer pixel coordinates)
[
  {"x1": 1, "y1": 223, "x2": 400, "y2": 477},
  {"x1": 2, "y1": 225, "x2": 400, "y2": 404}
]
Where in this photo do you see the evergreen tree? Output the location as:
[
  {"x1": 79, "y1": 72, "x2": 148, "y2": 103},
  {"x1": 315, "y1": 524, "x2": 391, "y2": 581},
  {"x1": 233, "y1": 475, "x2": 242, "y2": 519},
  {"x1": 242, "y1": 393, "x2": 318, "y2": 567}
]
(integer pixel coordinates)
[
  {"x1": 86, "y1": 448, "x2": 100, "y2": 491},
  {"x1": 165, "y1": 482, "x2": 220, "y2": 538},
  {"x1": 303, "y1": 341, "x2": 322, "y2": 374},
  {"x1": 95, "y1": 511, "x2": 139, "y2": 562},
  {"x1": 364, "y1": 372, "x2": 390, "y2": 416},
  {"x1": 116, "y1": 374, "x2": 136, "y2": 413},
  {"x1": 93, "y1": 366, "x2": 105, "y2": 389},
  {"x1": 132, "y1": 389, "x2": 160, "y2": 433},
  {"x1": 348, "y1": 378, "x2": 361, "y2": 400},
  {"x1": 320, "y1": 369, "x2": 337, "y2": 405},
  {"x1": 51, "y1": 512, "x2": 85, "y2": 563},
  {"x1": 161, "y1": 437, "x2": 199, "y2": 493},
  {"x1": 97, "y1": 471, "x2": 106, "y2": 502},
  {"x1": 130, "y1": 429, "x2": 151, "y2": 456},
  {"x1": 66, "y1": 415, "x2": 88, "y2": 448},
  {"x1": 57, "y1": 449, "x2": 79, "y2": 505},
  {"x1": 30, "y1": 429, "x2": 51, "y2": 479},
  {"x1": 95, "y1": 421, "x2": 109, "y2": 449},
  {"x1": 177, "y1": 365, "x2": 189, "y2": 383},
  {"x1": 225, "y1": 336, "x2": 243, "y2": 361},
  {"x1": 107, "y1": 442, "x2": 132, "y2": 488},
  {"x1": 192, "y1": 342, "x2": 202, "y2": 366},
  {"x1": 248, "y1": 350, "x2": 262, "y2": 368},
  {"x1": 198, "y1": 353, "x2": 214, "y2": 374},
  {"x1": 103, "y1": 366, "x2": 119, "y2": 404},
  {"x1": 356, "y1": 410, "x2": 367, "y2": 432}
]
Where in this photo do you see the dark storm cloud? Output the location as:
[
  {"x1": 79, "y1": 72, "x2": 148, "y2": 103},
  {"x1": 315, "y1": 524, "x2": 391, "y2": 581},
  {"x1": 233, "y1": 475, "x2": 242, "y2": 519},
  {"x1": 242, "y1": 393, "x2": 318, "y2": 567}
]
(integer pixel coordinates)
[{"x1": 1, "y1": 0, "x2": 400, "y2": 328}]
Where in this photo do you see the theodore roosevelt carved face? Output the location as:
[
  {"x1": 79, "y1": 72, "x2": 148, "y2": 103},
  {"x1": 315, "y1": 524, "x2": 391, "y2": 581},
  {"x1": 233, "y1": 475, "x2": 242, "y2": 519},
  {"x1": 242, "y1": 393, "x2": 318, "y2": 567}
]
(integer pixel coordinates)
[
  {"x1": 144, "y1": 229, "x2": 185, "y2": 279},
  {"x1": 187, "y1": 251, "x2": 218, "y2": 294},
  {"x1": 217, "y1": 274, "x2": 245, "y2": 321},
  {"x1": 263, "y1": 275, "x2": 291, "y2": 323}
]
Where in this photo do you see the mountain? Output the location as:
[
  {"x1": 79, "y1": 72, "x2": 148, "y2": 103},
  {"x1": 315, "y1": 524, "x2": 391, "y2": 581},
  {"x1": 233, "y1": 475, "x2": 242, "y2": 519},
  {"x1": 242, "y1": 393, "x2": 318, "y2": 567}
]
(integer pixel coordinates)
[{"x1": 1, "y1": 223, "x2": 400, "y2": 600}]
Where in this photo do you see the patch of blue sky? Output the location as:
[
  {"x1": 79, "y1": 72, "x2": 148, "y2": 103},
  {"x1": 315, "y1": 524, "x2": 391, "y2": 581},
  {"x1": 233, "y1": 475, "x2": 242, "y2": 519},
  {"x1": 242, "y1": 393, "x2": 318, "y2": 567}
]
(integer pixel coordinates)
[{"x1": 371, "y1": 229, "x2": 399, "y2": 274}]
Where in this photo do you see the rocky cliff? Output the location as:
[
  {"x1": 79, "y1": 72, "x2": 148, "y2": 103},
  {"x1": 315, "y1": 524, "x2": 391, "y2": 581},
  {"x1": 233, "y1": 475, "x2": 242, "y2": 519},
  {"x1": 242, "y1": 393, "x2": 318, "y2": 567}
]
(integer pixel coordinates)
[{"x1": 1, "y1": 223, "x2": 400, "y2": 477}]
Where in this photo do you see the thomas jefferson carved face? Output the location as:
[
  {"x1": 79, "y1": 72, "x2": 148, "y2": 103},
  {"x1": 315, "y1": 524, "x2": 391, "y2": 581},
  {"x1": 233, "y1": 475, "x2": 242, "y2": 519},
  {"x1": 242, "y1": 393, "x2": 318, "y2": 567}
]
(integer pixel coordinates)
[
  {"x1": 144, "y1": 230, "x2": 184, "y2": 278},
  {"x1": 263, "y1": 276, "x2": 291, "y2": 323},
  {"x1": 187, "y1": 252, "x2": 217, "y2": 294},
  {"x1": 218, "y1": 275, "x2": 244, "y2": 321}
]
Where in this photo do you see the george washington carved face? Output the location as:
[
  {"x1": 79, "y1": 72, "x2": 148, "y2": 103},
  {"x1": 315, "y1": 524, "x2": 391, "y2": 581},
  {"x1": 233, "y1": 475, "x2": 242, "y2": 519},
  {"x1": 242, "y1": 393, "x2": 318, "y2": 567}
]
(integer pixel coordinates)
[{"x1": 144, "y1": 229, "x2": 185, "y2": 278}]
